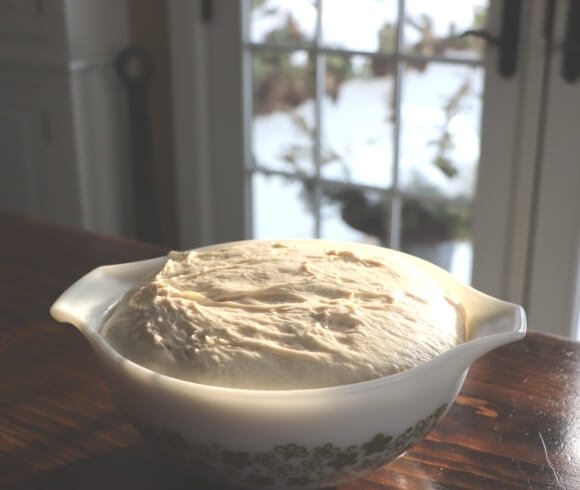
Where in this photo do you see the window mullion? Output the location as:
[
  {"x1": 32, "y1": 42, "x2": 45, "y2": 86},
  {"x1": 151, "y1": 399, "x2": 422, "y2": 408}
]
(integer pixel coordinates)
[
  {"x1": 389, "y1": 0, "x2": 405, "y2": 250},
  {"x1": 313, "y1": 0, "x2": 324, "y2": 238},
  {"x1": 241, "y1": 0, "x2": 254, "y2": 239},
  {"x1": 245, "y1": 42, "x2": 483, "y2": 69}
]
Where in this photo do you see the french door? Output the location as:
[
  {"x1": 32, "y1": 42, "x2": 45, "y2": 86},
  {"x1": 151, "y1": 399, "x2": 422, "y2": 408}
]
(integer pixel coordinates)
[{"x1": 169, "y1": 0, "x2": 580, "y2": 339}]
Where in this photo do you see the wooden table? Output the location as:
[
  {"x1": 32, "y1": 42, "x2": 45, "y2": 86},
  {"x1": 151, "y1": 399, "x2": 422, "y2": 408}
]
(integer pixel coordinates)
[{"x1": 1, "y1": 214, "x2": 579, "y2": 490}]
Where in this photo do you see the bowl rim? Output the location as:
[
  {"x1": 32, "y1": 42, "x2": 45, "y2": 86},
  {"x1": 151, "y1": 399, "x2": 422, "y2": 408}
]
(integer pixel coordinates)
[
  {"x1": 92, "y1": 323, "x2": 523, "y2": 398},
  {"x1": 54, "y1": 238, "x2": 527, "y2": 398}
]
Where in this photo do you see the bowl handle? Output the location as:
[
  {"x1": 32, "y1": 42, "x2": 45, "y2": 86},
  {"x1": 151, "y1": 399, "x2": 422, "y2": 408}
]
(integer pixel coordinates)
[
  {"x1": 455, "y1": 295, "x2": 527, "y2": 366},
  {"x1": 50, "y1": 257, "x2": 166, "y2": 336}
]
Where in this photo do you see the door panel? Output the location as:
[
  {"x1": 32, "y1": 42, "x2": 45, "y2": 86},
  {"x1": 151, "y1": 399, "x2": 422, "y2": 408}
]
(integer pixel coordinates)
[{"x1": 525, "y1": 0, "x2": 580, "y2": 338}]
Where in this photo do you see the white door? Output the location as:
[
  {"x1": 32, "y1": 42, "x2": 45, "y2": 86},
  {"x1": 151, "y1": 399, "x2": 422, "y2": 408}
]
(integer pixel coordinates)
[
  {"x1": 517, "y1": 0, "x2": 580, "y2": 338},
  {"x1": 169, "y1": 0, "x2": 579, "y2": 338}
]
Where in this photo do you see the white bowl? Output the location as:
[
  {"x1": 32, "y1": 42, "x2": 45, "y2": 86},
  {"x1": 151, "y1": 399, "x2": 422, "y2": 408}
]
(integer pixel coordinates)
[{"x1": 50, "y1": 242, "x2": 526, "y2": 489}]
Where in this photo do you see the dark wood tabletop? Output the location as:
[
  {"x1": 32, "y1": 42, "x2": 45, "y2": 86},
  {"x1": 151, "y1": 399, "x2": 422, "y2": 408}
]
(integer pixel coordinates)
[{"x1": 1, "y1": 213, "x2": 579, "y2": 490}]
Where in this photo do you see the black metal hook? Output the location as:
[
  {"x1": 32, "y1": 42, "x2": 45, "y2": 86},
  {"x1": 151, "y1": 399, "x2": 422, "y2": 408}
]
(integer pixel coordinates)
[
  {"x1": 562, "y1": 0, "x2": 580, "y2": 83},
  {"x1": 459, "y1": 29, "x2": 500, "y2": 47},
  {"x1": 459, "y1": 0, "x2": 522, "y2": 79}
]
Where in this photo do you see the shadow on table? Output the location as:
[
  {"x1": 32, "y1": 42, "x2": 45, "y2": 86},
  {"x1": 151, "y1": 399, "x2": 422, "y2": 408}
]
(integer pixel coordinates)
[
  {"x1": 5, "y1": 443, "x2": 239, "y2": 490},
  {"x1": 5, "y1": 440, "x2": 454, "y2": 490},
  {"x1": 6, "y1": 440, "x2": 454, "y2": 490},
  {"x1": 4, "y1": 442, "x2": 343, "y2": 490}
]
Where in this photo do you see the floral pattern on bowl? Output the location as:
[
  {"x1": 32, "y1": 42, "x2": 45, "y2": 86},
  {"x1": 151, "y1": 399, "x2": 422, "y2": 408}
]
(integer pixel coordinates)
[{"x1": 133, "y1": 403, "x2": 447, "y2": 488}]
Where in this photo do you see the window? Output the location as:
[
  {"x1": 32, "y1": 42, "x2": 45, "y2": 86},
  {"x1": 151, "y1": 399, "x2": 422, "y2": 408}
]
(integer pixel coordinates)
[
  {"x1": 170, "y1": 0, "x2": 580, "y2": 339},
  {"x1": 245, "y1": 0, "x2": 487, "y2": 285}
]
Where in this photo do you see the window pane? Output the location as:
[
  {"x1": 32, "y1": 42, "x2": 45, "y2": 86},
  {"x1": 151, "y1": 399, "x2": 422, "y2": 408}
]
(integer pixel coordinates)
[
  {"x1": 252, "y1": 173, "x2": 315, "y2": 238},
  {"x1": 321, "y1": 54, "x2": 394, "y2": 187},
  {"x1": 320, "y1": 184, "x2": 386, "y2": 243},
  {"x1": 250, "y1": 0, "x2": 317, "y2": 45},
  {"x1": 403, "y1": 0, "x2": 489, "y2": 60},
  {"x1": 252, "y1": 50, "x2": 315, "y2": 175},
  {"x1": 399, "y1": 62, "x2": 484, "y2": 200},
  {"x1": 400, "y1": 198, "x2": 472, "y2": 283},
  {"x1": 321, "y1": 0, "x2": 399, "y2": 53}
]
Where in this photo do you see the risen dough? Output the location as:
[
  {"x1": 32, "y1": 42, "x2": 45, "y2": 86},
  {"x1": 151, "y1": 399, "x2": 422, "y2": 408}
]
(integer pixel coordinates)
[{"x1": 101, "y1": 240, "x2": 465, "y2": 389}]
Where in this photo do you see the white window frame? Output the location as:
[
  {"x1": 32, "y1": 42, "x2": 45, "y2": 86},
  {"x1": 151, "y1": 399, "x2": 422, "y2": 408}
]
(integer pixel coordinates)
[
  {"x1": 170, "y1": 0, "x2": 247, "y2": 248},
  {"x1": 471, "y1": 0, "x2": 544, "y2": 303},
  {"x1": 243, "y1": 0, "x2": 482, "y2": 256}
]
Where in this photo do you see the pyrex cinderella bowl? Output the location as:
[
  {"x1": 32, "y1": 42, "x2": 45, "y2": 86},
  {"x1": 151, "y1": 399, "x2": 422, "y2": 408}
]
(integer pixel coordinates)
[{"x1": 50, "y1": 241, "x2": 526, "y2": 490}]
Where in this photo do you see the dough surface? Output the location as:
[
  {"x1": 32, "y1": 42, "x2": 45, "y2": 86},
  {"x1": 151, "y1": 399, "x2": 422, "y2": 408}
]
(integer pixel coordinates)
[{"x1": 101, "y1": 240, "x2": 465, "y2": 389}]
